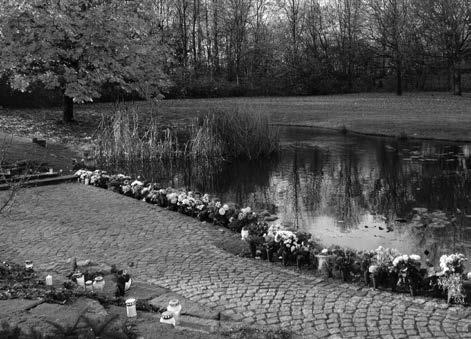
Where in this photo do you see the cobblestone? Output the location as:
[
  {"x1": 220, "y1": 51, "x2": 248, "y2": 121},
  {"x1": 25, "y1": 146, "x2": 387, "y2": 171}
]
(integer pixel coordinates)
[{"x1": 1, "y1": 183, "x2": 471, "y2": 338}]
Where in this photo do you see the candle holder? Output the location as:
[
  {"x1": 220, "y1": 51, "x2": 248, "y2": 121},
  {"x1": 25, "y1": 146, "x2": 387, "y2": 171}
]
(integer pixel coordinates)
[
  {"x1": 167, "y1": 299, "x2": 182, "y2": 316},
  {"x1": 160, "y1": 311, "x2": 176, "y2": 326},
  {"x1": 24, "y1": 260, "x2": 33, "y2": 271},
  {"x1": 72, "y1": 272, "x2": 85, "y2": 287},
  {"x1": 85, "y1": 280, "x2": 93, "y2": 291},
  {"x1": 45, "y1": 275, "x2": 53, "y2": 286},
  {"x1": 125, "y1": 298, "x2": 137, "y2": 318},
  {"x1": 93, "y1": 276, "x2": 105, "y2": 292}
]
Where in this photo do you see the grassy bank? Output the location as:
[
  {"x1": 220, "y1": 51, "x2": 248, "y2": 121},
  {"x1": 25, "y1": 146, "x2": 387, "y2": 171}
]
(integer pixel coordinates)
[{"x1": 1, "y1": 92, "x2": 471, "y2": 142}]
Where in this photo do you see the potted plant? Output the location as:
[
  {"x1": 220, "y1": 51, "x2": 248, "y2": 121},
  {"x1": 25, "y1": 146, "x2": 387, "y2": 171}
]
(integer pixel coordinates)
[
  {"x1": 392, "y1": 254, "x2": 423, "y2": 296},
  {"x1": 370, "y1": 246, "x2": 401, "y2": 289}
]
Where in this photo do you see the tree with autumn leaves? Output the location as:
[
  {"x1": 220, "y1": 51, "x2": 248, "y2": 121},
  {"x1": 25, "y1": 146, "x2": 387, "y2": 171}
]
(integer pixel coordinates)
[{"x1": 0, "y1": 0, "x2": 170, "y2": 122}]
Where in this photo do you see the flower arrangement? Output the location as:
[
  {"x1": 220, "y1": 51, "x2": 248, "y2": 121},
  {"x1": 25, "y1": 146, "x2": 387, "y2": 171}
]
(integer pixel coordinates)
[
  {"x1": 392, "y1": 254, "x2": 423, "y2": 295},
  {"x1": 439, "y1": 253, "x2": 467, "y2": 274},
  {"x1": 74, "y1": 168, "x2": 471, "y2": 304}
]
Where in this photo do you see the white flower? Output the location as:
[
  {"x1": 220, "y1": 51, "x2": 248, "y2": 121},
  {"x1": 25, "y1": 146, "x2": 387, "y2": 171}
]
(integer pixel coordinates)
[
  {"x1": 410, "y1": 254, "x2": 421, "y2": 262},
  {"x1": 131, "y1": 180, "x2": 143, "y2": 186},
  {"x1": 182, "y1": 199, "x2": 190, "y2": 205},
  {"x1": 321, "y1": 249, "x2": 328, "y2": 255},
  {"x1": 215, "y1": 202, "x2": 221, "y2": 208},
  {"x1": 241, "y1": 207, "x2": 251, "y2": 214},
  {"x1": 219, "y1": 208, "x2": 226, "y2": 216},
  {"x1": 223, "y1": 204, "x2": 229, "y2": 211},
  {"x1": 369, "y1": 265, "x2": 379, "y2": 273},
  {"x1": 202, "y1": 194, "x2": 210, "y2": 203}
]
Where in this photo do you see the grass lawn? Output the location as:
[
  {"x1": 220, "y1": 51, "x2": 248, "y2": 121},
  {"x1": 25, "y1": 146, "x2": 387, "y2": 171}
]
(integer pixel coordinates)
[{"x1": 1, "y1": 92, "x2": 471, "y2": 142}]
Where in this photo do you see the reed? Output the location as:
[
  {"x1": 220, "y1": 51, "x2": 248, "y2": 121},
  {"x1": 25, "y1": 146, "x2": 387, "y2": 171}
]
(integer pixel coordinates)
[
  {"x1": 190, "y1": 107, "x2": 279, "y2": 161},
  {"x1": 93, "y1": 104, "x2": 280, "y2": 169},
  {"x1": 93, "y1": 105, "x2": 183, "y2": 166}
]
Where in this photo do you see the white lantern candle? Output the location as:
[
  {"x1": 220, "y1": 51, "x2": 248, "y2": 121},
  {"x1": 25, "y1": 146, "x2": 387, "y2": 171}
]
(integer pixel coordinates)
[
  {"x1": 241, "y1": 229, "x2": 249, "y2": 241},
  {"x1": 49, "y1": 168, "x2": 54, "y2": 174},
  {"x1": 316, "y1": 255, "x2": 327, "y2": 272},
  {"x1": 25, "y1": 260, "x2": 33, "y2": 270},
  {"x1": 126, "y1": 298, "x2": 137, "y2": 318},
  {"x1": 45, "y1": 275, "x2": 53, "y2": 286},
  {"x1": 85, "y1": 280, "x2": 93, "y2": 291},
  {"x1": 74, "y1": 273, "x2": 85, "y2": 287},
  {"x1": 93, "y1": 276, "x2": 105, "y2": 291},
  {"x1": 160, "y1": 311, "x2": 176, "y2": 327},
  {"x1": 167, "y1": 299, "x2": 182, "y2": 317},
  {"x1": 84, "y1": 178, "x2": 90, "y2": 185}
]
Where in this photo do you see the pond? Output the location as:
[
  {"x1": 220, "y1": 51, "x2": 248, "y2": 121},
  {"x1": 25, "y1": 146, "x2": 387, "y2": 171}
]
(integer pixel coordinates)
[{"x1": 103, "y1": 126, "x2": 471, "y2": 266}]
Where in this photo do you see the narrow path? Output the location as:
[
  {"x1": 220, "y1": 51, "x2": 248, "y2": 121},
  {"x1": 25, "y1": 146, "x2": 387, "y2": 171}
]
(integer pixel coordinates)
[{"x1": 1, "y1": 184, "x2": 471, "y2": 338}]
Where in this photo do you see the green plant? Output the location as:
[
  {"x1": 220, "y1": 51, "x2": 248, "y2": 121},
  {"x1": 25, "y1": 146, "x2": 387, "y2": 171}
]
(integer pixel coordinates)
[{"x1": 438, "y1": 273, "x2": 465, "y2": 304}]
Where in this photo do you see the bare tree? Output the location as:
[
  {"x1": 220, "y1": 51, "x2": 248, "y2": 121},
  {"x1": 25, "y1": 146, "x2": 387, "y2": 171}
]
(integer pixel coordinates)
[
  {"x1": 414, "y1": 0, "x2": 471, "y2": 95},
  {"x1": 368, "y1": 0, "x2": 411, "y2": 95}
]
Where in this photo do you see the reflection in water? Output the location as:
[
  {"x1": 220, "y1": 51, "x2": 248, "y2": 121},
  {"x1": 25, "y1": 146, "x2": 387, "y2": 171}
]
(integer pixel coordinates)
[{"x1": 100, "y1": 127, "x2": 471, "y2": 267}]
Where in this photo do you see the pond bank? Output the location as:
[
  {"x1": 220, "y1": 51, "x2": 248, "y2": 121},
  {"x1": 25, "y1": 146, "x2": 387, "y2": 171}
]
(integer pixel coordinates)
[{"x1": 1, "y1": 183, "x2": 471, "y2": 337}]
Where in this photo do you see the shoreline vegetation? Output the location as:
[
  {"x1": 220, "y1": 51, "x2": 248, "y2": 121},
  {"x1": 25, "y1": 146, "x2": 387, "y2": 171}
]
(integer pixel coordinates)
[
  {"x1": 93, "y1": 105, "x2": 279, "y2": 167},
  {"x1": 1, "y1": 93, "x2": 471, "y2": 147}
]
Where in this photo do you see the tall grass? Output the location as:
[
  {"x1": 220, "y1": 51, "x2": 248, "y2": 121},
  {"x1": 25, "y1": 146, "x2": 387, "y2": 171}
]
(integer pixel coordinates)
[
  {"x1": 93, "y1": 104, "x2": 279, "y2": 169},
  {"x1": 93, "y1": 106, "x2": 182, "y2": 164},
  {"x1": 190, "y1": 107, "x2": 279, "y2": 161}
]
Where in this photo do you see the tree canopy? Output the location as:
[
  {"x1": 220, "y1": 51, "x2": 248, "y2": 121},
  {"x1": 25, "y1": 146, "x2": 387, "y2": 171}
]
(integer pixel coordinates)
[{"x1": 0, "y1": 0, "x2": 170, "y2": 121}]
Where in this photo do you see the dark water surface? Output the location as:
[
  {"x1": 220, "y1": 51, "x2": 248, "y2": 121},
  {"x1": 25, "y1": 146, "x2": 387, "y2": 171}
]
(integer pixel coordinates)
[{"x1": 106, "y1": 126, "x2": 471, "y2": 265}]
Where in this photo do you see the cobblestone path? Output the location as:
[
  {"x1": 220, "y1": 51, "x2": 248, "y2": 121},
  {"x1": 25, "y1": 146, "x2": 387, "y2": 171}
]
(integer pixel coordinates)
[{"x1": 1, "y1": 184, "x2": 471, "y2": 338}]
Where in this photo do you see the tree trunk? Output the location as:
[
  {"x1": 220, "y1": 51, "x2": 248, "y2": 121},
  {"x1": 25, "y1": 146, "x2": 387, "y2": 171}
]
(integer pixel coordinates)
[
  {"x1": 63, "y1": 95, "x2": 74, "y2": 123},
  {"x1": 396, "y1": 65, "x2": 403, "y2": 96},
  {"x1": 453, "y1": 63, "x2": 462, "y2": 96}
]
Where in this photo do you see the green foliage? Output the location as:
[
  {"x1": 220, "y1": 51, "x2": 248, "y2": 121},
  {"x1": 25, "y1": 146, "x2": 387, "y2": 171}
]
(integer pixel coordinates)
[{"x1": 0, "y1": 0, "x2": 170, "y2": 104}]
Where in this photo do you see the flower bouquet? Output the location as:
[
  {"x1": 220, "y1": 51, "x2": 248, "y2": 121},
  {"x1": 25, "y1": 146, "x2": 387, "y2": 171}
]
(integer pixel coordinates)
[
  {"x1": 370, "y1": 246, "x2": 401, "y2": 289},
  {"x1": 274, "y1": 230, "x2": 298, "y2": 266},
  {"x1": 439, "y1": 253, "x2": 467, "y2": 275},
  {"x1": 392, "y1": 254, "x2": 423, "y2": 296},
  {"x1": 438, "y1": 253, "x2": 468, "y2": 304},
  {"x1": 212, "y1": 202, "x2": 235, "y2": 227},
  {"x1": 229, "y1": 207, "x2": 258, "y2": 233},
  {"x1": 107, "y1": 174, "x2": 129, "y2": 193},
  {"x1": 242, "y1": 222, "x2": 268, "y2": 258},
  {"x1": 263, "y1": 224, "x2": 282, "y2": 262}
]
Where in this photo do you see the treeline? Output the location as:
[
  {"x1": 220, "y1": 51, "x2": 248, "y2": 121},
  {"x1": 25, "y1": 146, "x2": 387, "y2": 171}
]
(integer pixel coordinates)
[
  {"x1": 162, "y1": 0, "x2": 471, "y2": 97},
  {"x1": 1, "y1": 0, "x2": 470, "y2": 109}
]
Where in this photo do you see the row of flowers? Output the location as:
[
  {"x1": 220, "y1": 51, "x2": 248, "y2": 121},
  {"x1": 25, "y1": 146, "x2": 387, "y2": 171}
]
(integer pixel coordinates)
[{"x1": 75, "y1": 169, "x2": 471, "y2": 305}]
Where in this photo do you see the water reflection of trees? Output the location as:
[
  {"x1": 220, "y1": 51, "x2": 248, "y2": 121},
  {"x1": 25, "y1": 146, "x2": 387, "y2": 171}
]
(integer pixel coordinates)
[{"x1": 101, "y1": 136, "x2": 471, "y2": 262}]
